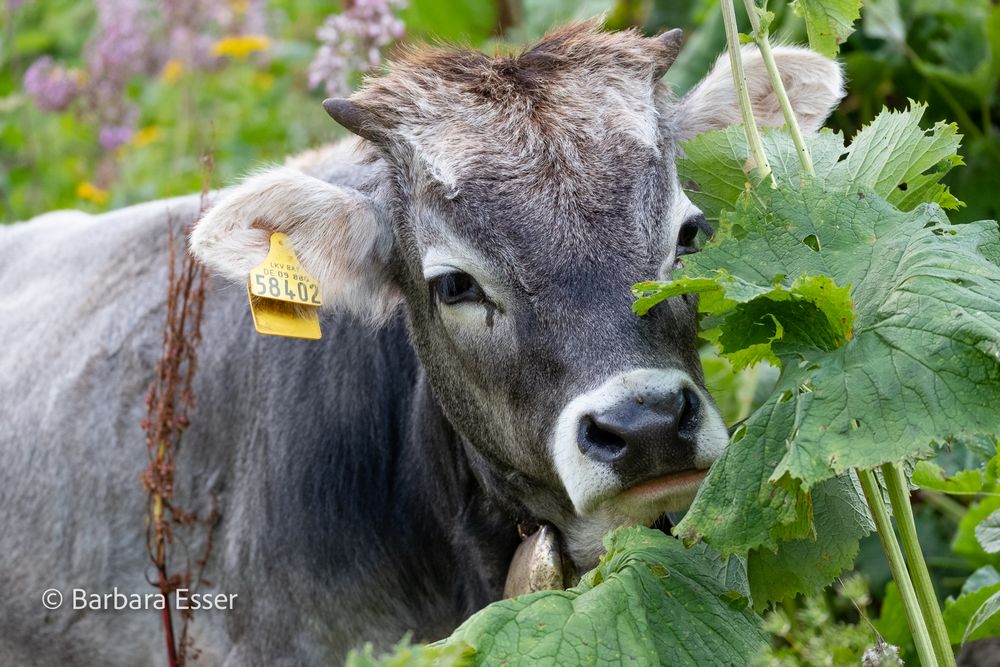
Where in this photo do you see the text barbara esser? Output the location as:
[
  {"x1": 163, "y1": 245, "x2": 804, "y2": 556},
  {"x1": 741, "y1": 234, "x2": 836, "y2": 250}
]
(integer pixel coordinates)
[{"x1": 73, "y1": 587, "x2": 237, "y2": 610}]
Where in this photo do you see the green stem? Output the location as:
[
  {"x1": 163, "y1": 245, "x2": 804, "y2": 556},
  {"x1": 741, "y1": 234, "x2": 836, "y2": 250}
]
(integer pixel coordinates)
[
  {"x1": 883, "y1": 464, "x2": 956, "y2": 667},
  {"x1": 857, "y1": 468, "x2": 939, "y2": 667},
  {"x1": 719, "y1": 0, "x2": 773, "y2": 183},
  {"x1": 741, "y1": 0, "x2": 814, "y2": 176}
]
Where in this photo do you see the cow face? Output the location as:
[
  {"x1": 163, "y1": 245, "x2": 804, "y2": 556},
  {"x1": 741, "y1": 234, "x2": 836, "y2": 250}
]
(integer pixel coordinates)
[{"x1": 191, "y1": 22, "x2": 843, "y2": 565}]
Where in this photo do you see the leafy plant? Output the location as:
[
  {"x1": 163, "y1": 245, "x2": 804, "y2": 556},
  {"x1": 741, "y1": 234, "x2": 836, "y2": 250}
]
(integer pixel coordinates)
[{"x1": 631, "y1": 1, "x2": 1000, "y2": 665}]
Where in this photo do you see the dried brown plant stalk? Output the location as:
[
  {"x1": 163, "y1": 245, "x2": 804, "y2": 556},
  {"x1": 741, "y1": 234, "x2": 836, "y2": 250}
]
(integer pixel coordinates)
[{"x1": 139, "y1": 152, "x2": 215, "y2": 667}]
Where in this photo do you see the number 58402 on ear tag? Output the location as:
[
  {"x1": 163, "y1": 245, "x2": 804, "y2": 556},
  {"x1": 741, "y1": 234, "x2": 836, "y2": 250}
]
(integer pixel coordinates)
[{"x1": 247, "y1": 233, "x2": 323, "y2": 340}]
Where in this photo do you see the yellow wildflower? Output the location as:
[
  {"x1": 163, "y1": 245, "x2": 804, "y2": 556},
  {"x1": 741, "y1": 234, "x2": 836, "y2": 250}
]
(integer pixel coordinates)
[
  {"x1": 162, "y1": 59, "x2": 184, "y2": 83},
  {"x1": 132, "y1": 126, "x2": 161, "y2": 147},
  {"x1": 76, "y1": 181, "x2": 109, "y2": 205},
  {"x1": 228, "y1": 0, "x2": 248, "y2": 15},
  {"x1": 212, "y1": 35, "x2": 271, "y2": 59}
]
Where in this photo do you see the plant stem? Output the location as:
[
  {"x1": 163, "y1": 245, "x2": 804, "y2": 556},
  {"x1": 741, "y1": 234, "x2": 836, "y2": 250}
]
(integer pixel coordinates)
[
  {"x1": 741, "y1": 0, "x2": 814, "y2": 176},
  {"x1": 857, "y1": 468, "x2": 939, "y2": 667},
  {"x1": 883, "y1": 463, "x2": 956, "y2": 667},
  {"x1": 719, "y1": 0, "x2": 773, "y2": 183}
]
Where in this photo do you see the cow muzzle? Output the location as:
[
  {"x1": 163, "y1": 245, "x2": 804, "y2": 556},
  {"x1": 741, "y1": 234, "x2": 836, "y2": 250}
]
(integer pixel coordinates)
[{"x1": 552, "y1": 368, "x2": 728, "y2": 521}]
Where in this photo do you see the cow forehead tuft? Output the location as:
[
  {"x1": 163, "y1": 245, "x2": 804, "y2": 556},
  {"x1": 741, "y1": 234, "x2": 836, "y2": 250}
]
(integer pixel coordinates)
[{"x1": 351, "y1": 20, "x2": 675, "y2": 172}]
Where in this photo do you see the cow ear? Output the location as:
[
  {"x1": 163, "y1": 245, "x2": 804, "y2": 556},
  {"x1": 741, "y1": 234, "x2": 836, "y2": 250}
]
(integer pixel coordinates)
[
  {"x1": 675, "y1": 45, "x2": 844, "y2": 141},
  {"x1": 190, "y1": 166, "x2": 400, "y2": 323}
]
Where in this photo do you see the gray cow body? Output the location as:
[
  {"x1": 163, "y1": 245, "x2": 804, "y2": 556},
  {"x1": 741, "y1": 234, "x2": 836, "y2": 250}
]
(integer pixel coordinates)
[{"x1": 0, "y1": 191, "x2": 515, "y2": 665}]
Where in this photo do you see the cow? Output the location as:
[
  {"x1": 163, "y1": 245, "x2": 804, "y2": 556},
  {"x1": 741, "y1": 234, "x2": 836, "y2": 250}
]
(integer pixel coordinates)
[{"x1": 0, "y1": 22, "x2": 842, "y2": 666}]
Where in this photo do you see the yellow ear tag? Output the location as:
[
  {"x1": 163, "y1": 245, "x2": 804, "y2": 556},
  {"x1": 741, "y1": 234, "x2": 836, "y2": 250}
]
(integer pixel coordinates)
[{"x1": 247, "y1": 233, "x2": 323, "y2": 340}]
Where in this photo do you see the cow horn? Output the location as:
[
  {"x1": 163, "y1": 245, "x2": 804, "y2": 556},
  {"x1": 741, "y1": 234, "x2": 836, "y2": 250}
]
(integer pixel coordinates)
[
  {"x1": 652, "y1": 28, "x2": 684, "y2": 80},
  {"x1": 323, "y1": 98, "x2": 385, "y2": 143}
]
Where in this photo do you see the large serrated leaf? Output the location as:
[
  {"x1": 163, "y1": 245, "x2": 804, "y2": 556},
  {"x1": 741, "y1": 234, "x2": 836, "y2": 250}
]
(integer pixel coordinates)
[
  {"x1": 644, "y1": 98, "x2": 997, "y2": 605},
  {"x1": 437, "y1": 528, "x2": 766, "y2": 666},
  {"x1": 832, "y1": 104, "x2": 964, "y2": 210},
  {"x1": 634, "y1": 271, "x2": 854, "y2": 371},
  {"x1": 673, "y1": 385, "x2": 811, "y2": 555},
  {"x1": 678, "y1": 103, "x2": 963, "y2": 224},
  {"x1": 347, "y1": 530, "x2": 765, "y2": 666},
  {"x1": 679, "y1": 128, "x2": 844, "y2": 223},
  {"x1": 744, "y1": 473, "x2": 874, "y2": 607},
  {"x1": 658, "y1": 183, "x2": 1000, "y2": 489}
]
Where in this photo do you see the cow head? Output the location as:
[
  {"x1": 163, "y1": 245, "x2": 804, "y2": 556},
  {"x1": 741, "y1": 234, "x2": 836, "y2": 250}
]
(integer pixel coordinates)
[{"x1": 191, "y1": 22, "x2": 843, "y2": 566}]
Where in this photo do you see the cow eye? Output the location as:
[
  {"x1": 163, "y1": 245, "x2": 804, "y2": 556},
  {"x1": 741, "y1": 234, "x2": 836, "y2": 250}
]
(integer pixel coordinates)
[
  {"x1": 429, "y1": 271, "x2": 487, "y2": 306},
  {"x1": 676, "y1": 213, "x2": 712, "y2": 258}
]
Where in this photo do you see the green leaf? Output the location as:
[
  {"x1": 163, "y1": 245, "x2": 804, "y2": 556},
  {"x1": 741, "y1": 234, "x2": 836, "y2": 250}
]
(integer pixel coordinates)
[
  {"x1": 633, "y1": 275, "x2": 736, "y2": 316},
  {"x1": 832, "y1": 104, "x2": 964, "y2": 211},
  {"x1": 677, "y1": 127, "x2": 845, "y2": 224},
  {"x1": 678, "y1": 103, "x2": 963, "y2": 224},
  {"x1": 634, "y1": 272, "x2": 854, "y2": 371},
  {"x1": 979, "y1": 219, "x2": 1000, "y2": 266},
  {"x1": 943, "y1": 567, "x2": 1000, "y2": 644},
  {"x1": 962, "y1": 565, "x2": 1000, "y2": 595},
  {"x1": 791, "y1": 0, "x2": 863, "y2": 57},
  {"x1": 954, "y1": 497, "x2": 1000, "y2": 568},
  {"x1": 744, "y1": 473, "x2": 874, "y2": 607},
  {"x1": 674, "y1": 389, "x2": 813, "y2": 555},
  {"x1": 439, "y1": 528, "x2": 767, "y2": 666},
  {"x1": 719, "y1": 274, "x2": 854, "y2": 370},
  {"x1": 976, "y1": 509, "x2": 1000, "y2": 554},
  {"x1": 963, "y1": 590, "x2": 1000, "y2": 644},
  {"x1": 677, "y1": 128, "x2": 760, "y2": 224},
  {"x1": 751, "y1": 8, "x2": 776, "y2": 35},
  {"x1": 663, "y1": 183, "x2": 1000, "y2": 487},
  {"x1": 650, "y1": 106, "x2": 1000, "y2": 598},
  {"x1": 912, "y1": 460, "x2": 991, "y2": 495}
]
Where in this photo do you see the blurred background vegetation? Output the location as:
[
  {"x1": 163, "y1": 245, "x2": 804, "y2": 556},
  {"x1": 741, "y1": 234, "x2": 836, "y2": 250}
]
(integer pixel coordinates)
[
  {"x1": 2, "y1": 0, "x2": 998, "y2": 663},
  {"x1": 2, "y1": 0, "x2": 997, "y2": 226}
]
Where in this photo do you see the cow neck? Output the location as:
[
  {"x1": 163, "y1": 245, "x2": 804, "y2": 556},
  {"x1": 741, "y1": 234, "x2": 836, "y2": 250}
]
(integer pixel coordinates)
[
  {"x1": 407, "y1": 373, "x2": 578, "y2": 599},
  {"x1": 405, "y1": 371, "x2": 522, "y2": 604}
]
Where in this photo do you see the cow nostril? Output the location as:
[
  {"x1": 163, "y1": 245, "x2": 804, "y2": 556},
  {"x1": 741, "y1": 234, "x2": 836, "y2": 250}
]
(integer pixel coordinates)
[
  {"x1": 678, "y1": 387, "x2": 701, "y2": 433},
  {"x1": 577, "y1": 388, "x2": 702, "y2": 468},
  {"x1": 578, "y1": 414, "x2": 629, "y2": 463}
]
